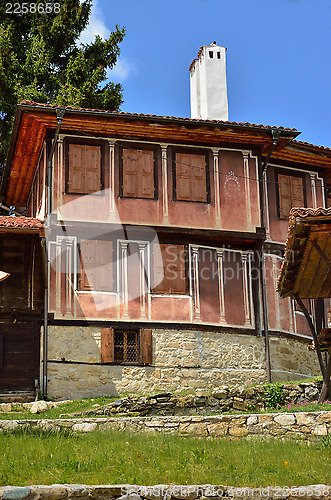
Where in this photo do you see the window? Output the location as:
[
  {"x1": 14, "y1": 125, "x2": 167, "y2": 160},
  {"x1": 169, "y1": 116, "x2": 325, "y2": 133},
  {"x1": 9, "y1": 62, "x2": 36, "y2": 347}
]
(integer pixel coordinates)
[
  {"x1": 209, "y1": 51, "x2": 214, "y2": 58},
  {"x1": 174, "y1": 150, "x2": 209, "y2": 202},
  {"x1": 120, "y1": 145, "x2": 156, "y2": 199},
  {"x1": 101, "y1": 328, "x2": 152, "y2": 364},
  {"x1": 66, "y1": 141, "x2": 103, "y2": 194},
  {"x1": 153, "y1": 244, "x2": 186, "y2": 294},
  {"x1": 277, "y1": 173, "x2": 305, "y2": 219},
  {"x1": 79, "y1": 239, "x2": 113, "y2": 291}
]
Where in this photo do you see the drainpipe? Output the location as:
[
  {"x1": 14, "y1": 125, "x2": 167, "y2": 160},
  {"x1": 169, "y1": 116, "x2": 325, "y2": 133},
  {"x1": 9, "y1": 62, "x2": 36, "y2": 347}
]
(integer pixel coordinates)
[
  {"x1": 260, "y1": 129, "x2": 281, "y2": 383},
  {"x1": 42, "y1": 107, "x2": 65, "y2": 399}
]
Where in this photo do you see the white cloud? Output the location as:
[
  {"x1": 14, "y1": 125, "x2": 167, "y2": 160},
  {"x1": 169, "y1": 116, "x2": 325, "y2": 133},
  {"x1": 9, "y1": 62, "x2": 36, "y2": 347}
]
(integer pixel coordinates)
[
  {"x1": 79, "y1": 0, "x2": 110, "y2": 45},
  {"x1": 107, "y1": 59, "x2": 137, "y2": 82}
]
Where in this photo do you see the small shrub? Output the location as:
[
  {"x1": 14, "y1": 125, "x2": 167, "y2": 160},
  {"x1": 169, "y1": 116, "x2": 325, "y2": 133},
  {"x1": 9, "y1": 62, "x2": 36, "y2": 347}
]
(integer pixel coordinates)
[{"x1": 264, "y1": 383, "x2": 285, "y2": 409}]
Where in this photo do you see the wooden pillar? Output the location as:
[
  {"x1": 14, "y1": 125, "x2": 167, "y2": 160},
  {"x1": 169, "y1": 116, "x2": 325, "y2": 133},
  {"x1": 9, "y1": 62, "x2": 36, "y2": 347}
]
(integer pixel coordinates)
[
  {"x1": 242, "y1": 151, "x2": 252, "y2": 228},
  {"x1": 310, "y1": 173, "x2": 317, "y2": 209},
  {"x1": 120, "y1": 241, "x2": 129, "y2": 319},
  {"x1": 107, "y1": 140, "x2": 116, "y2": 217},
  {"x1": 241, "y1": 252, "x2": 252, "y2": 326},
  {"x1": 212, "y1": 149, "x2": 221, "y2": 222},
  {"x1": 138, "y1": 243, "x2": 148, "y2": 319},
  {"x1": 216, "y1": 249, "x2": 226, "y2": 324},
  {"x1": 161, "y1": 144, "x2": 169, "y2": 221},
  {"x1": 191, "y1": 246, "x2": 201, "y2": 321}
]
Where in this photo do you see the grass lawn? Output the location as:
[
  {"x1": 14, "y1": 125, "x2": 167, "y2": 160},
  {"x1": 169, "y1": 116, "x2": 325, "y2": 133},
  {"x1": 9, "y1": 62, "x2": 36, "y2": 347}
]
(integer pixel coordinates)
[{"x1": 0, "y1": 428, "x2": 330, "y2": 487}]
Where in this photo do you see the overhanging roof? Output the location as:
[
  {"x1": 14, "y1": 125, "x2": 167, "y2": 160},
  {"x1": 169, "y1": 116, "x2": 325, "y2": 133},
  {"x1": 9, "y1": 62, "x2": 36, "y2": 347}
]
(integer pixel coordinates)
[
  {"x1": 2, "y1": 100, "x2": 331, "y2": 206},
  {"x1": 277, "y1": 207, "x2": 331, "y2": 299}
]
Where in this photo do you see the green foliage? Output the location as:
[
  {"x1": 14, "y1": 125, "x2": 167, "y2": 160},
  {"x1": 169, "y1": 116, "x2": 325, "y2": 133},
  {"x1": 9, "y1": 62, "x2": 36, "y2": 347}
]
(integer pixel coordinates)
[
  {"x1": 0, "y1": 0, "x2": 125, "y2": 169},
  {"x1": 264, "y1": 382, "x2": 286, "y2": 409}
]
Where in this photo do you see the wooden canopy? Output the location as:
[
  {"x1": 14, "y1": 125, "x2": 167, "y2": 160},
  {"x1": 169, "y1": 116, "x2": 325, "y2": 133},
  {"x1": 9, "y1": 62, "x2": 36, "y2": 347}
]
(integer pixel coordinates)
[
  {"x1": 277, "y1": 207, "x2": 331, "y2": 299},
  {"x1": 277, "y1": 207, "x2": 331, "y2": 402}
]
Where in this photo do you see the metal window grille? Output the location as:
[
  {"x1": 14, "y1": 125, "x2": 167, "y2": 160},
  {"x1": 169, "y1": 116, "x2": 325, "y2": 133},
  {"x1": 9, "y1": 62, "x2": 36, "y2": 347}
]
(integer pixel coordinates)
[{"x1": 114, "y1": 330, "x2": 139, "y2": 363}]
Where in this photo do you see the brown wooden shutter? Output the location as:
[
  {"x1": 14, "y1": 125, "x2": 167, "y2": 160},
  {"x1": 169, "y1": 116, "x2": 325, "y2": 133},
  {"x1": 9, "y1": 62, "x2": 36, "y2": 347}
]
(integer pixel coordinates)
[
  {"x1": 291, "y1": 176, "x2": 304, "y2": 209},
  {"x1": 122, "y1": 148, "x2": 155, "y2": 198},
  {"x1": 95, "y1": 241, "x2": 113, "y2": 291},
  {"x1": 140, "y1": 150, "x2": 155, "y2": 198},
  {"x1": 153, "y1": 244, "x2": 186, "y2": 294},
  {"x1": 139, "y1": 329, "x2": 153, "y2": 364},
  {"x1": 192, "y1": 154, "x2": 207, "y2": 202},
  {"x1": 278, "y1": 174, "x2": 292, "y2": 219},
  {"x1": 176, "y1": 153, "x2": 192, "y2": 200},
  {"x1": 101, "y1": 328, "x2": 114, "y2": 363},
  {"x1": 68, "y1": 144, "x2": 85, "y2": 193},
  {"x1": 85, "y1": 145, "x2": 101, "y2": 194},
  {"x1": 122, "y1": 148, "x2": 138, "y2": 197},
  {"x1": 170, "y1": 245, "x2": 186, "y2": 294},
  {"x1": 80, "y1": 240, "x2": 113, "y2": 291},
  {"x1": 153, "y1": 244, "x2": 168, "y2": 293}
]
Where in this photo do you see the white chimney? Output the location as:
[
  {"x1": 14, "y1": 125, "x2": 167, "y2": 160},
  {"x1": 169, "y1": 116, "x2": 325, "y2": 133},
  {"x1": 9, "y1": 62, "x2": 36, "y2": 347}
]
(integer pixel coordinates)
[{"x1": 189, "y1": 42, "x2": 228, "y2": 121}]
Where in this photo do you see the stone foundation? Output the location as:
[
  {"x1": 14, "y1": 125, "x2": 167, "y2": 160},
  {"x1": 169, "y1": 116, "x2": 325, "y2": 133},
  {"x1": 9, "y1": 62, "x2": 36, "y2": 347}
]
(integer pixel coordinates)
[
  {"x1": 0, "y1": 411, "x2": 331, "y2": 438},
  {"x1": 45, "y1": 326, "x2": 320, "y2": 400}
]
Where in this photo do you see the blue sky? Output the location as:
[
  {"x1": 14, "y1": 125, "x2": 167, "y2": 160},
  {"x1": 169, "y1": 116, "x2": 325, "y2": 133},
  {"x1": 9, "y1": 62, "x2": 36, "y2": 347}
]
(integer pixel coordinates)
[{"x1": 81, "y1": 0, "x2": 331, "y2": 148}]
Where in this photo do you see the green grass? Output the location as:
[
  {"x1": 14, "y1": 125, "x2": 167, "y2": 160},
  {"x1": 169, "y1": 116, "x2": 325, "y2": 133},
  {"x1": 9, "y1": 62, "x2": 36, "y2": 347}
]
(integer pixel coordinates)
[
  {"x1": 0, "y1": 396, "x2": 118, "y2": 420},
  {"x1": 0, "y1": 428, "x2": 330, "y2": 486}
]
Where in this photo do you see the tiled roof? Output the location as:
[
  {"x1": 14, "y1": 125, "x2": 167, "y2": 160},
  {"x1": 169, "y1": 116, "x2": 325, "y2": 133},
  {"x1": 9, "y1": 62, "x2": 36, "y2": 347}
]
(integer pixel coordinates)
[
  {"x1": 18, "y1": 100, "x2": 298, "y2": 132},
  {"x1": 0, "y1": 216, "x2": 44, "y2": 229},
  {"x1": 277, "y1": 207, "x2": 331, "y2": 298}
]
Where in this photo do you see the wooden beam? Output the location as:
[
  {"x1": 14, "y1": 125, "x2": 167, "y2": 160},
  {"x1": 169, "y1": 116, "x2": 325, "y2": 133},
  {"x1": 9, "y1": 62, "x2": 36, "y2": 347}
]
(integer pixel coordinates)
[
  {"x1": 311, "y1": 239, "x2": 331, "y2": 273},
  {"x1": 318, "y1": 349, "x2": 331, "y2": 404},
  {"x1": 294, "y1": 293, "x2": 326, "y2": 379}
]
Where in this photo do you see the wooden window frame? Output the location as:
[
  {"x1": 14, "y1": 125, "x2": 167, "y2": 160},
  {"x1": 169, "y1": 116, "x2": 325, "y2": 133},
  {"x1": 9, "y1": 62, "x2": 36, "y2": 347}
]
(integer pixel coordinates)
[
  {"x1": 172, "y1": 147, "x2": 210, "y2": 203},
  {"x1": 275, "y1": 170, "x2": 306, "y2": 220},
  {"x1": 119, "y1": 143, "x2": 158, "y2": 200},
  {"x1": 65, "y1": 137, "x2": 105, "y2": 195},
  {"x1": 78, "y1": 239, "x2": 114, "y2": 292},
  {"x1": 152, "y1": 243, "x2": 188, "y2": 295},
  {"x1": 101, "y1": 327, "x2": 152, "y2": 365}
]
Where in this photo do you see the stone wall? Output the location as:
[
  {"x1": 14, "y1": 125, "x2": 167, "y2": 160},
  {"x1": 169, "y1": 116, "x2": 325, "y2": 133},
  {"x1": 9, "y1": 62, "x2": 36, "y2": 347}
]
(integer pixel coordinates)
[
  {"x1": 1, "y1": 411, "x2": 331, "y2": 439},
  {"x1": 45, "y1": 326, "x2": 320, "y2": 400},
  {"x1": 1, "y1": 484, "x2": 330, "y2": 500}
]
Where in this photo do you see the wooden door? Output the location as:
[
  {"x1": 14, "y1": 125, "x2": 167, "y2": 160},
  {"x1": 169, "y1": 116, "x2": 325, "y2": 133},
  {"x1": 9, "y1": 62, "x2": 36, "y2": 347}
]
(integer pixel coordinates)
[{"x1": 0, "y1": 322, "x2": 40, "y2": 392}]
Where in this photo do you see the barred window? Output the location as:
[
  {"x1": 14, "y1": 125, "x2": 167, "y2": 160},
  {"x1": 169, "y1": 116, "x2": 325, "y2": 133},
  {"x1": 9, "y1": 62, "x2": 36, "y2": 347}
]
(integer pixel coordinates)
[{"x1": 101, "y1": 328, "x2": 152, "y2": 365}]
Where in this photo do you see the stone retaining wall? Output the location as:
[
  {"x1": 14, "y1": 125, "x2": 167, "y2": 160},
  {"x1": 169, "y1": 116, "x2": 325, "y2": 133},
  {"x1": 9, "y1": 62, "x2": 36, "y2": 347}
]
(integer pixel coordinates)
[
  {"x1": 0, "y1": 484, "x2": 331, "y2": 500},
  {"x1": 1, "y1": 411, "x2": 331, "y2": 439},
  {"x1": 46, "y1": 327, "x2": 319, "y2": 400}
]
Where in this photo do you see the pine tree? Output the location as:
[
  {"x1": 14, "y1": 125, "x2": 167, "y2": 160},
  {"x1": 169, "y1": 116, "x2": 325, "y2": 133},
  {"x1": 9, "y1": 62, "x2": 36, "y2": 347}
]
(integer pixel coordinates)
[{"x1": 0, "y1": 0, "x2": 125, "y2": 171}]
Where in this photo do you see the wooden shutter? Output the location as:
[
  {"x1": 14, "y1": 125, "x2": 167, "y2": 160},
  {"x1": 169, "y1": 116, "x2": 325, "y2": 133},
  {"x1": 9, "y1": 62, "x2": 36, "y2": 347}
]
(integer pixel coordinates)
[
  {"x1": 85, "y1": 145, "x2": 101, "y2": 194},
  {"x1": 170, "y1": 245, "x2": 186, "y2": 294},
  {"x1": 291, "y1": 176, "x2": 304, "y2": 209},
  {"x1": 122, "y1": 148, "x2": 138, "y2": 197},
  {"x1": 101, "y1": 328, "x2": 114, "y2": 363},
  {"x1": 95, "y1": 241, "x2": 113, "y2": 291},
  {"x1": 153, "y1": 244, "x2": 186, "y2": 294},
  {"x1": 278, "y1": 174, "x2": 304, "y2": 219},
  {"x1": 140, "y1": 150, "x2": 155, "y2": 198},
  {"x1": 176, "y1": 153, "x2": 191, "y2": 200},
  {"x1": 278, "y1": 174, "x2": 292, "y2": 219},
  {"x1": 153, "y1": 243, "x2": 168, "y2": 293},
  {"x1": 176, "y1": 152, "x2": 207, "y2": 202},
  {"x1": 68, "y1": 143, "x2": 101, "y2": 194},
  {"x1": 80, "y1": 240, "x2": 113, "y2": 291},
  {"x1": 68, "y1": 144, "x2": 85, "y2": 193},
  {"x1": 139, "y1": 329, "x2": 153, "y2": 364},
  {"x1": 122, "y1": 148, "x2": 155, "y2": 198},
  {"x1": 192, "y1": 154, "x2": 207, "y2": 202}
]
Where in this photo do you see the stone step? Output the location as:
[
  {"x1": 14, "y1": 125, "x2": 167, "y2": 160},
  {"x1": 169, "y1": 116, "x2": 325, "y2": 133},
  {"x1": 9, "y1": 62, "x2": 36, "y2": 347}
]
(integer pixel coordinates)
[{"x1": 0, "y1": 391, "x2": 35, "y2": 403}]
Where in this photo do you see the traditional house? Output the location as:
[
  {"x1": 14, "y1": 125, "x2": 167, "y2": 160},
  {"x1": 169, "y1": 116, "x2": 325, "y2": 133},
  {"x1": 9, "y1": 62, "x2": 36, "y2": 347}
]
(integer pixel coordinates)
[{"x1": 1, "y1": 43, "x2": 331, "y2": 400}]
